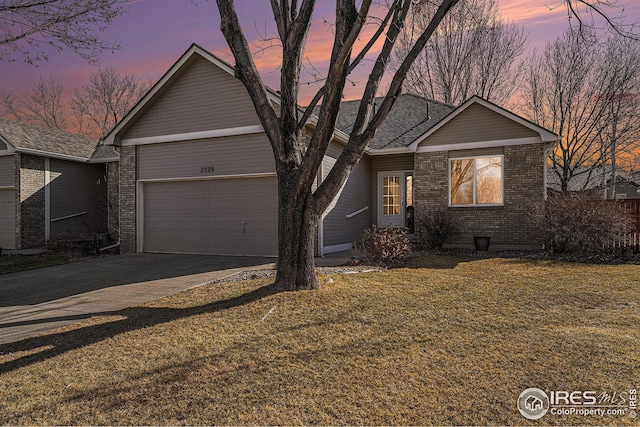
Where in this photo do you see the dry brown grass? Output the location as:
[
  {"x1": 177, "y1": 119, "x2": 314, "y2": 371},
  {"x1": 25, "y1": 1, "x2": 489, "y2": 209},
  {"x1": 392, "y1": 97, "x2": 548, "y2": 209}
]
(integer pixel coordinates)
[{"x1": 0, "y1": 256, "x2": 638, "y2": 425}]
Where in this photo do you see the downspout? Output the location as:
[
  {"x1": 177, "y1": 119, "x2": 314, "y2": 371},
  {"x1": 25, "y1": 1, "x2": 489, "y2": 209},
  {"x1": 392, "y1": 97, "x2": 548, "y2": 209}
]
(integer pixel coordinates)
[
  {"x1": 44, "y1": 157, "x2": 50, "y2": 241},
  {"x1": 543, "y1": 142, "x2": 556, "y2": 199}
]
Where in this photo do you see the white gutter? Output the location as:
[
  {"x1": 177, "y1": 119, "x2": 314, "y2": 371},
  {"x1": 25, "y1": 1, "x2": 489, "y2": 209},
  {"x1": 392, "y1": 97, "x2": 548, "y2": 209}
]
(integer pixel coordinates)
[
  {"x1": 368, "y1": 147, "x2": 412, "y2": 155},
  {"x1": 16, "y1": 147, "x2": 90, "y2": 163}
]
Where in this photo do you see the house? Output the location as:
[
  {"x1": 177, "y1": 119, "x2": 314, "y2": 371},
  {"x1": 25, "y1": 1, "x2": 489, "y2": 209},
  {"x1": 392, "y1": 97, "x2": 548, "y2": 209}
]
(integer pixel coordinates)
[
  {"x1": 0, "y1": 118, "x2": 118, "y2": 251},
  {"x1": 103, "y1": 44, "x2": 558, "y2": 256},
  {"x1": 547, "y1": 167, "x2": 640, "y2": 199}
]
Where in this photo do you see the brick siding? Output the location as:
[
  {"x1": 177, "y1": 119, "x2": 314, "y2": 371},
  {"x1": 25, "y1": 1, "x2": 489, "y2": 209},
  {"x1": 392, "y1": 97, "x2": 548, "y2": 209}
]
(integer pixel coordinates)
[
  {"x1": 107, "y1": 161, "x2": 120, "y2": 240},
  {"x1": 119, "y1": 146, "x2": 137, "y2": 252},
  {"x1": 19, "y1": 154, "x2": 45, "y2": 248},
  {"x1": 414, "y1": 144, "x2": 545, "y2": 250}
]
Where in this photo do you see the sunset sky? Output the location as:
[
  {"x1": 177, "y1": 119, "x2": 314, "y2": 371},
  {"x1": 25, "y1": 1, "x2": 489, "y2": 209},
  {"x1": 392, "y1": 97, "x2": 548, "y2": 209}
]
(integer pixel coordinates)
[{"x1": 1, "y1": 0, "x2": 639, "y2": 105}]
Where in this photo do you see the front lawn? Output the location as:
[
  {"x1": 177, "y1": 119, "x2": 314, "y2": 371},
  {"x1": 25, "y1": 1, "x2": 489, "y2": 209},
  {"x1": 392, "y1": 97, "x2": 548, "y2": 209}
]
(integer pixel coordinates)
[{"x1": 0, "y1": 256, "x2": 638, "y2": 425}]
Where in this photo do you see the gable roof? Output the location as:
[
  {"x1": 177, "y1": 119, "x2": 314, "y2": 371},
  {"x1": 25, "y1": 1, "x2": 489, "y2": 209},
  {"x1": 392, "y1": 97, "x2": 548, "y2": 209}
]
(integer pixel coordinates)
[
  {"x1": 0, "y1": 117, "x2": 99, "y2": 162},
  {"x1": 410, "y1": 96, "x2": 558, "y2": 151},
  {"x1": 103, "y1": 44, "x2": 286, "y2": 146},
  {"x1": 334, "y1": 94, "x2": 455, "y2": 151}
]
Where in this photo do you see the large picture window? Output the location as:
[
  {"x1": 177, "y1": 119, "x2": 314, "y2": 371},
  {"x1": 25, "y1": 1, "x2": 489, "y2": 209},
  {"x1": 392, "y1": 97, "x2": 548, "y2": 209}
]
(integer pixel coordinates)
[{"x1": 449, "y1": 156, "x2": 503, "y2": 206}]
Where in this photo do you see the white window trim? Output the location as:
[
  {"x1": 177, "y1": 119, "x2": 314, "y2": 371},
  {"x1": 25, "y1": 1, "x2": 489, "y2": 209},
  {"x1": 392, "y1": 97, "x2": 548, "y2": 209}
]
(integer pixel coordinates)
[{"x1": 448, "y1": 155, "x2": 504, "y2": 207}]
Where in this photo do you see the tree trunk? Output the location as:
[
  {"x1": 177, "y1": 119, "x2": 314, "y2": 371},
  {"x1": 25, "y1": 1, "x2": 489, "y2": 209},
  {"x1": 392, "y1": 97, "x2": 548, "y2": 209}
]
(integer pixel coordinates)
[{"x1": 274, "y1": 170, "x2": 319, "y2": 291}]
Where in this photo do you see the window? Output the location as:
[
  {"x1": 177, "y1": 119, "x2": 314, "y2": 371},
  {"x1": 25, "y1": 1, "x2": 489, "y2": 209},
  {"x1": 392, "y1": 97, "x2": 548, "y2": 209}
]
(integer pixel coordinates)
[
  {"x1": 449, "y1": 156, "x2": 503, "y2": 206},
  {"x1": 382, "y1": 176, "x2": 401, "y2": 215}
]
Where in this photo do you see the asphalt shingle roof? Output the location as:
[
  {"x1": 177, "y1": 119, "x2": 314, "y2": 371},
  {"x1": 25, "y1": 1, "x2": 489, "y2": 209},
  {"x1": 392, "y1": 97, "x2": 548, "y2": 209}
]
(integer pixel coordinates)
[
  {"x1": 334, "y1": 93, "x2": 455, "y2": 150},
  {"x1": 0, "y1": 117, "x2": 99, "y2": 161}
]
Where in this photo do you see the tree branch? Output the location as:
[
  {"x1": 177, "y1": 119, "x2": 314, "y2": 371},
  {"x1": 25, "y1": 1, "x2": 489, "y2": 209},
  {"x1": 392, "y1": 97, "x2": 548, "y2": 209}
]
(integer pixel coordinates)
[{"x1": 216, "y1": 0, "x2": 283, "y2": 159}]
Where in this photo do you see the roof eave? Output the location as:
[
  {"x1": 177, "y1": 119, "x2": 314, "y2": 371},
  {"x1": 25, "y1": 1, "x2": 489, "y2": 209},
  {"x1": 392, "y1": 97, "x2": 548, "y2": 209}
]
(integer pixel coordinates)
[
  {"x1": 408, "y1": 95, "x2": 560, "y2": 151},
  {"x1": 15, "y1": 147, "x2": 91, "y2": 162},
  {"x1": 0, "y1": 134, "x2": 16, "y2": 155},
  {"x1": 87, "y1": 156, "x2": 119, "y2": 164},
  {"x1": 368, "y1": 147, "x2": 412, "y2": 155}
]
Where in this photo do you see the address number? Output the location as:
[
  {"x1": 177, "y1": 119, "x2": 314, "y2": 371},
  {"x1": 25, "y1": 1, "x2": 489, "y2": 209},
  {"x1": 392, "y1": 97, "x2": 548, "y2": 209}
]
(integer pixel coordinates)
[{"x1": 200, "y1": 166, "x2": 215, "y2": 173}]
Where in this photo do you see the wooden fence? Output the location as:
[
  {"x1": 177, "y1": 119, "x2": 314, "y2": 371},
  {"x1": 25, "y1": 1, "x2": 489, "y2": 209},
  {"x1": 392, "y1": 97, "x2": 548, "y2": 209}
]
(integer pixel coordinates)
[{"x1": 609, "y1": 199, "x2": 640, "y2": 253}]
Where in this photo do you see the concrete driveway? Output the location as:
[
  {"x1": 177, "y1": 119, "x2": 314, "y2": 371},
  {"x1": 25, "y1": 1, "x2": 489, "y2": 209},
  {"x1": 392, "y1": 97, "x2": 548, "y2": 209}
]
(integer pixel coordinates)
[{"x1": 0, "y1": 253, "x2": 275, "y2": 345}]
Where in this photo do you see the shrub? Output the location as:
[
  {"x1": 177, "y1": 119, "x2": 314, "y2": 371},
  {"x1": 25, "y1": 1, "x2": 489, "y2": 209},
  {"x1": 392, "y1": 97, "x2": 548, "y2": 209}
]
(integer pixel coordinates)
[
  {"x1": 46, "y1": 233, "x2": 101, "y2": 256},
  {"x1": 533, "y1": 193, "x2": 633, "y2": 255},
  {"x1": 356, "y1": 225, "x2": 410, "y2": 265},
  {"x1": 415, "y1": 209, "x2": 460, "y2": 249}
]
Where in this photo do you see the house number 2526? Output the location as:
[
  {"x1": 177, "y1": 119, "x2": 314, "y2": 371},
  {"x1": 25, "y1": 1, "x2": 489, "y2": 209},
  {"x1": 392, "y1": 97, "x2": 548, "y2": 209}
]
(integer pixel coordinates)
[{"x1": 200, "y1": 166, "x2": 215, "y2": 173}]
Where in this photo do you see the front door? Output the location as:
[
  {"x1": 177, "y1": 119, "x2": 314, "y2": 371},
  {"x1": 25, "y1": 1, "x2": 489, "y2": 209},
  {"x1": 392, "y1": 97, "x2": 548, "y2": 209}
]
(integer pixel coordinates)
[{"x1": 378, "y1": 171, "x2": 413, "y2": 227}]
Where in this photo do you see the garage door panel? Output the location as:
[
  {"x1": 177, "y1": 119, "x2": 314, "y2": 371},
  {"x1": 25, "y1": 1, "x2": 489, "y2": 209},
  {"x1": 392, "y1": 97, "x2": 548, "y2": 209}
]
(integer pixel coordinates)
[
  {"x1": 143, "y1": 177, "x2": 277, "y2": 256},
  {"x1": 0, "y1": 189, "x2": 16, "y2": 249},
  {"x1": 143, "y1": 181, "x2": 209, "y2": 254}
]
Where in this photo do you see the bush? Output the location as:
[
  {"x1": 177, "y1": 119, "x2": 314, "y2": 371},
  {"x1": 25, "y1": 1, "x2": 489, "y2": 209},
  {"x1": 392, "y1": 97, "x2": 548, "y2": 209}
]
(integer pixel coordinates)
[
  {"x1": 533, "y1": 194, "x2": 633, "y2": 255},
  {"x1": 356, "y1": 225, "x2": 410, "y2": 265},
  {"x1": 415, "y1": 209, "x2": 460, "y2": 249},
  {"x1": 46, "y1": 233, "x2": 101, "y2": 256}
]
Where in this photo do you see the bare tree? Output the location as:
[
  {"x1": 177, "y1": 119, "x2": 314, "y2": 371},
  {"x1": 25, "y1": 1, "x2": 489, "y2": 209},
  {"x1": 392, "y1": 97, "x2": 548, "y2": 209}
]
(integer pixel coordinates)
[
  {"x1": 1, "y1": 67, "x2": 150, "y2": 136},
  {"x1": 561, "y1": 0, "x2": 639, "y2": 39},
  {"x1": 214, "y1": 0, "x2": 639, "y2": 291},
  {"x1": 71, "y1": 67, "x2": 152, "y2": 137},
  {"x1": 0, "y1": 0, "x2": 126, "y2": 64},
  {"x1": 598, "y1": 36, "x2": 640, "y2": 198},
  {"x1": 520, "y1": 30, "x2": 640, "y2": 194},
  {"x1": 1, "y1": 76, "x2": 68, "y2": 130},
  {"x1": 392, "y1": 0, "x2": 527, "y2": 106}
]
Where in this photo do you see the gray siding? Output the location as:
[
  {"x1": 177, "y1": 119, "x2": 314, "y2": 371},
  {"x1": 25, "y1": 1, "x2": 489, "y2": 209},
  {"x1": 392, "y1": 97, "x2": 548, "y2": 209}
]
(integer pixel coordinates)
[
  {"x1": 0, "y1": 188, "x2": 16, "y2": 249},
  {"x1": 0, "y1": 155, "x2": 15, "y2": 187},
  {"x1": 370, "y1": 154, "x2": 414, "y2": 225},
  {"x1": 321, "y1": 141, "x2": 372, "y2": 247},
  {"x1": 0, "y1": 140, "x2": 7, "y2": 150},
  {"x1": 420, "y1": 103, "x2": 539, "y2": 148},
  {"x1": 122, "y1": 56, "x2": 261, "y2": 139},
  {"x1": 50, "y1": 160, "x2": 108, "y2": 237},
  {"x1": 138, "y1": 134, "x2": 276, "y2": 180}
]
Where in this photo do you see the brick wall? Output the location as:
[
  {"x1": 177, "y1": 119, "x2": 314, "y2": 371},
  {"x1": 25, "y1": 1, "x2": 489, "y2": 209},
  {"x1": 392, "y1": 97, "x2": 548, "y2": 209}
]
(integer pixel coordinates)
[
  {"x1": 119, "y1": 146, "x2": 136, "y2": 252},
  {"x1": 414, "y1": 144, "x2": 545, "y2": 250},
  {"x1": 20, "y1": 154, "x2": 45, "y2": 248},
  {"x1": 107, "y1": 161, "x2": 120, "y2": 240}
]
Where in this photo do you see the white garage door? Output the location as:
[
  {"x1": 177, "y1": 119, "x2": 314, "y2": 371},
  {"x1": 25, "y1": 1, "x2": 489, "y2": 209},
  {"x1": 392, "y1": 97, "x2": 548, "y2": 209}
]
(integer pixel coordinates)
[
  {"x1": 0, "y1": 189, "x2": 16, "y2": 250},
  {"x1": 142, "y1": 177, "x2": 278, "y2": 256}
]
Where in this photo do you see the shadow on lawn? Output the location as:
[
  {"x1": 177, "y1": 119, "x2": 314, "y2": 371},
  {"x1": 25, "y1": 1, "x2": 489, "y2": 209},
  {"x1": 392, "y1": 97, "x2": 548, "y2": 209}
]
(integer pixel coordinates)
[
  {"x1": 0, "y1": 284, "x2": 280, "y2": 374},
  {"x1": 406, "y1": 255, "x2": 467, "y2": 270}
]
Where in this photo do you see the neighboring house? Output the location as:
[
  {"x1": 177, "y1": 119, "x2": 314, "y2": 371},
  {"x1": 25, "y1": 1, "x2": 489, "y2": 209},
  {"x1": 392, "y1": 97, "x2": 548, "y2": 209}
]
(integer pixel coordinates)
[
  {"x1": 547, "y1": 167, "x2": 640, "y2": 199},
  {"x1": 0, "y1": 118, "x2": 118, "y2": 250},
  {"x1": 103, "y1": 44, "x2": 558, "y2": 256}
]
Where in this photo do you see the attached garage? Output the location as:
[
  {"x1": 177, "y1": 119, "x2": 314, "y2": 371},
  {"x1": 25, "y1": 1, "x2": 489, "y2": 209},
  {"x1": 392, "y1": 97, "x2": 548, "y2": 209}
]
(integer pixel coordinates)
[
  {"x1": 0, "y1": 188, "x2": 15, "y2": 249},
  {"x1": 134, "y1": 132, "x2": 279, "y2": 257},
  {"x1": 141, "y1": 176, "x2": 278, "y2": 256}
]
